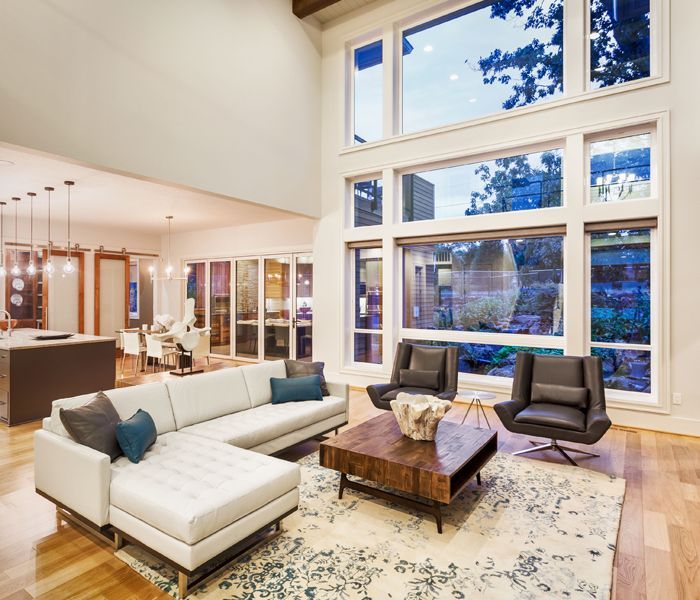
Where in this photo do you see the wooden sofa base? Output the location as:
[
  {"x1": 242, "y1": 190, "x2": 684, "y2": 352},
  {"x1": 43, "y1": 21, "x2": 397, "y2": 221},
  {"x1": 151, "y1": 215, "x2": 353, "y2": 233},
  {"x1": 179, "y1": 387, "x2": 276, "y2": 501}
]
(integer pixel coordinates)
[{"x1": 113, "y1": 507, "x2": 297, "y2": 598}]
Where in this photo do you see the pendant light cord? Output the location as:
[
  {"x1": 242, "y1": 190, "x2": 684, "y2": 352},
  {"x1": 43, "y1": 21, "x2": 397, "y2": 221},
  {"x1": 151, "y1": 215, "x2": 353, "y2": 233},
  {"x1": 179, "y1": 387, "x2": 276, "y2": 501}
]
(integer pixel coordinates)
[
  {"x1": 47, "y1": 189, "x2": 51, "y2": 259},
  {"x1": 14, "y1": 199, "x2": 18, "y2": 266}
]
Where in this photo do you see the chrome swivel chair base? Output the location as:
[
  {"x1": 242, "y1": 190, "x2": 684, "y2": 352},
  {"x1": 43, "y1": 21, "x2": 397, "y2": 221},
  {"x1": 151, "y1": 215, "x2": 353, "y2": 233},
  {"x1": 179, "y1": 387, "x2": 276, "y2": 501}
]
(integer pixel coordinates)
[{"x1": 513, "y1": 439, "x2": 599, "y2": 467}]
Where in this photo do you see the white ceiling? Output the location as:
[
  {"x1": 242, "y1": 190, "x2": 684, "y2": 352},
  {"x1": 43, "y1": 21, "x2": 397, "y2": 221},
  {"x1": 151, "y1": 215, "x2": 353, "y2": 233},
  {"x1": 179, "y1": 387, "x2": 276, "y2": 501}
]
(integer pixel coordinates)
[
  {"x1": 0, "y1": 144, "x2": 304, "y2": 237},
  {"x1": 314, "y1": 0, "x2": 382, "y2": 24}
]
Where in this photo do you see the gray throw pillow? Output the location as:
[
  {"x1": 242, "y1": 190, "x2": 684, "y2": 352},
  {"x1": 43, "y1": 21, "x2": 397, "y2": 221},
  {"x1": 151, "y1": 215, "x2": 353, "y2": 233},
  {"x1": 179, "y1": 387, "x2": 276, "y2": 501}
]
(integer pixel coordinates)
[
  {"x1": 399, "y1": 369, "x2": 440, "y2": 390},
  {"x1": 59, "y1": 391, "x2": 122, "y2": 461},
  {"x1": 531, "y1": 382, "x2": 589, "y2": 409},
  {"x1": 284, "y1": 359, "x2": 330, "y2": 396}
]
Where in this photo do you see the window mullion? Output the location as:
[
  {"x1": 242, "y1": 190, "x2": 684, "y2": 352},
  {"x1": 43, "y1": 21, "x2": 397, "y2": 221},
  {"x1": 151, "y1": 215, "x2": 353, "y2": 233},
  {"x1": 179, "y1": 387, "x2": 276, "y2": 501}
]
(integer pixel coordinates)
[
  {"x1": 564, "y1": 0, "x2": 586, "y2": 97},
  {"x1": 382, "y1": 170, "x2": 395, "y2": 369},
  {"x1": 563, "y1": 133, "x2": 586, "y2": 355}
]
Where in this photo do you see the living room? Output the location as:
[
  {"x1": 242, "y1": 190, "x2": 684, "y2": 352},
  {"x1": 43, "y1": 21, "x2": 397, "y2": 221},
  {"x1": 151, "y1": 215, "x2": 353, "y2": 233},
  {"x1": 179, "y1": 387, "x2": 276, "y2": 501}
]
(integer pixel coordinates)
[{"x1": 1, "y1": 0, "x2": 698, "y2": 598}]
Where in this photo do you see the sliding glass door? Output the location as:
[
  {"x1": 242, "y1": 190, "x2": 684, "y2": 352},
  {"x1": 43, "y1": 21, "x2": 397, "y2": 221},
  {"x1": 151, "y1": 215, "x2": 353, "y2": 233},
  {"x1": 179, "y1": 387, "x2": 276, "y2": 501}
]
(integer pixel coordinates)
[
  {"x1": 186, "y1": 253, "x2": 312, "y2": 362},
  {"x1": 264, "y1": 257, "x2": 291, "y2": 360},
  {"x1": 209, "y1": 261, "x2": 231, "y2": 355},
  {"x1": 235, "y1": 259, "x2": 259, "y2": 359},
  {"x1": 186, "y1": 262, "x2": 207, "y2": 328},
  {"x1": 294, "y1": 255, "x2": 313, "y2": 361}
]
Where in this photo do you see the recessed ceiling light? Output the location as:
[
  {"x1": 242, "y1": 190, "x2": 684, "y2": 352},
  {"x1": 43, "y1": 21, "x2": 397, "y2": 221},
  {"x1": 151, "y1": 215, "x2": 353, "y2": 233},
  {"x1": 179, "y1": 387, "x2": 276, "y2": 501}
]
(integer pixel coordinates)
[
  {"x1": 423, "y1": 44, "x2": 434, "y2": 52},
  {"x1": 449, "y1": 73, "x2": 459, "y2": 81},
  {"x1": 0, "y1": 160, "x2": 15, "y2": 167},
  {"x1": 469, "y1": 97, "x2": 477, "y2": 103}
]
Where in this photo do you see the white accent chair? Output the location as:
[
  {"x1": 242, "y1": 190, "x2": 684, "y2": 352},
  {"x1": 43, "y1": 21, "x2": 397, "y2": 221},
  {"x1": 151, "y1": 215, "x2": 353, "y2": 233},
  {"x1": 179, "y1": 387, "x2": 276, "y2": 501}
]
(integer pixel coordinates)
[
  {"x1": 144, "y1": 334, "x2": 178, "y2": 372},
  {"x1": 121, "y1": 331, "x2": 145, "y2": 376}
]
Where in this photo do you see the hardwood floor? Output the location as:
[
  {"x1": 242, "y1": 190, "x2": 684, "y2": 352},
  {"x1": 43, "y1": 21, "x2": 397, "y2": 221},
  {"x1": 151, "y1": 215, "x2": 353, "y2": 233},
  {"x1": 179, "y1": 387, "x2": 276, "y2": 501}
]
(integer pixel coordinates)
[{"x1": 1, "y1": 388, "x2": 698, "y2": 599}]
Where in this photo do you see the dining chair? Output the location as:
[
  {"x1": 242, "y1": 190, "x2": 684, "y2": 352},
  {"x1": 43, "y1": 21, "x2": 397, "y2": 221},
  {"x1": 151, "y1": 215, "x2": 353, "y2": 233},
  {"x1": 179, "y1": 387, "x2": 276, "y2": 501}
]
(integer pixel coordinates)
[
  {"x1": 122, "y1": 331, "x2": 146, "y2": 376},
  {"x1": 145, "y1": 334, "x2": 178, "y2": 373}
]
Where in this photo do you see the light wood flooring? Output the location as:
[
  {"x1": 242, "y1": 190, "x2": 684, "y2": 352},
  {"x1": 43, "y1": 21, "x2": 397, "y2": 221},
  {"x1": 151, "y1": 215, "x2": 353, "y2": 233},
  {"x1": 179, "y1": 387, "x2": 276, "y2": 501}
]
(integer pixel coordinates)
[{"x1": 1, "y1": 385, "x2": 698, "y2": 599}]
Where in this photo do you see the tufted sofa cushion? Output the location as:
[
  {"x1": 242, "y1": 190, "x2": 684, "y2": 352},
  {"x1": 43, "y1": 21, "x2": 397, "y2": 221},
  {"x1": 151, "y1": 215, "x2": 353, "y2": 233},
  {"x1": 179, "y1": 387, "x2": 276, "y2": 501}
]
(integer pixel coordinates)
[
  {"x1": 166, "y1": 367, "x2": 252, "y2": 429},
  {"x1": 178, "y1": 395, "x2": 346, "y2": 448},
  {"x1": 110, "y1": 432, "x2": 300, "y2": 545},
  {"x1": 241, "y1": 361, "x2": 288, "y2": 408},
  {"x1": 49, "y1": 384, "x2": 176, "y2": 438}
]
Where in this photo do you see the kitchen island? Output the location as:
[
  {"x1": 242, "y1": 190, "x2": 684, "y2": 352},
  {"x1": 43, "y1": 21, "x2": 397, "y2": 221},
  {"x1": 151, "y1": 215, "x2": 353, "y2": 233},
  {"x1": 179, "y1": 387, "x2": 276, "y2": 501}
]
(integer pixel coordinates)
[{"x1": 0, "y1": 329, "x2": 116, "y2": 426}]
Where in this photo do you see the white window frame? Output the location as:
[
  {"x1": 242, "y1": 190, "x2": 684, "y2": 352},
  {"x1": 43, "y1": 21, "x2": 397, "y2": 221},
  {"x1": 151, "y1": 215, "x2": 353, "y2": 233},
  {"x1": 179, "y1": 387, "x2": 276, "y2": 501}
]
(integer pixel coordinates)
[
  {"x1": 347, "y1": 33, "x2": 385, "y2": 147},
  {"x1": 397, "y1": 140, "x2": 567, "y2": 225},
  {"x1": 344, "y1": 0, "x2": 668, "y2": 150},
  {"x1": 585, "y1": 0, "x2": 660, "y2": 92},
  {"x1": 349, "y1": 245, "x2": 385, "y2": 369},
  {"x1": 349, "y1": 173, "x2": 384, "y2": 229},
  {"x1": 585, "y1": 226, "x2": 659, "y2": 408},
  {"x1": 341, "y1": 111, "x2": 668, "y2": 409},
  {"x1": 584, "y1": 124, "x2": 657, "y2": 206}
]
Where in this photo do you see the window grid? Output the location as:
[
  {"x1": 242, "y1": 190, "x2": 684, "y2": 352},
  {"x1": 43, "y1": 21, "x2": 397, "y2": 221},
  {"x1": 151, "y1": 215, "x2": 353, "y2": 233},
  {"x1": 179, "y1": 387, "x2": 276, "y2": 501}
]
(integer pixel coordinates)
[{"x1": 343, "y1": 117, "x2": 663, "y2": 409}]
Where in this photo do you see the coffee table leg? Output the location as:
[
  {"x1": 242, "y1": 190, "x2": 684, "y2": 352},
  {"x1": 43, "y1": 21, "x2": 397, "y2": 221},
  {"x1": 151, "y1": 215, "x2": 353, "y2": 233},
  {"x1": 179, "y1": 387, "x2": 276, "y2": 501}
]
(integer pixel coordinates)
[
  {"x1": 339, "y1": 473, "x2": 347, "y2": 500},
  {"x1": 432, "y1": 501, "x2": 443, "y2": 534},
  {"x1": 476, "y1": 471, "x2": 481, "y2": 485}
]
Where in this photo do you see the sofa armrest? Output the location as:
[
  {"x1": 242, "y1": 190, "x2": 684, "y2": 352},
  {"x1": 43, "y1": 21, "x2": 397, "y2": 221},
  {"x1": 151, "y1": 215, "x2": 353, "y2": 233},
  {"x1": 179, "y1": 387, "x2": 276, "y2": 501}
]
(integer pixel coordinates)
[
  {"x1": 34, "y1": 429, "x2": 111, "y2": 527},
  {"x1": 326, "y1": 381, "x2": 350, "y2": 420}
]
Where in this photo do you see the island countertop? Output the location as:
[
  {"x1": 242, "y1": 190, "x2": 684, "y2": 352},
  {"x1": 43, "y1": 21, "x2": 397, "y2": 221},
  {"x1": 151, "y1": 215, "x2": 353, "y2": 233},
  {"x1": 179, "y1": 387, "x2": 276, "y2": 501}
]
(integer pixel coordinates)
[
  {"x1": 0, "y1": 329, "x2": 116, "y2": 425},
  {"x1": 0, "y1": 328, "x2": 116, "y2": 350}
]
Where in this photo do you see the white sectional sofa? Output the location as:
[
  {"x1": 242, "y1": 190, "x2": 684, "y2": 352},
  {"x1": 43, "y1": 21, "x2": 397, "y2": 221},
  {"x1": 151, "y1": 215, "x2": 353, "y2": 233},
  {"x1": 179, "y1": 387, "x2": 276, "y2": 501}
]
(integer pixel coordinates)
[{"x1": 34, "y1": 360, "x2": 349, "y2": 597}]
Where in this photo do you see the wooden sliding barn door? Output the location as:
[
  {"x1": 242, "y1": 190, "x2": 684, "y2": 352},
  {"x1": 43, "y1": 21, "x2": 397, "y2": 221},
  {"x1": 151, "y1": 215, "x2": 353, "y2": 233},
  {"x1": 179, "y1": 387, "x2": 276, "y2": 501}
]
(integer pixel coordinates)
[
  {"x1": 41, "y1": 249, "x2": 85, "y2": 332},
  {"x1": 94, "y1": 252, "x2": 130, "y2": 337}
]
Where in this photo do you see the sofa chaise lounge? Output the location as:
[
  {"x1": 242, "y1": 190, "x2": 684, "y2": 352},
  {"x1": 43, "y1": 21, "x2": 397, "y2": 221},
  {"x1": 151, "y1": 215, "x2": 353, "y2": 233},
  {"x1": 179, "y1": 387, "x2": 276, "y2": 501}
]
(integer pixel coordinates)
[{"x1": 34, "y1": 360, "x2": 349, "y2": 597}]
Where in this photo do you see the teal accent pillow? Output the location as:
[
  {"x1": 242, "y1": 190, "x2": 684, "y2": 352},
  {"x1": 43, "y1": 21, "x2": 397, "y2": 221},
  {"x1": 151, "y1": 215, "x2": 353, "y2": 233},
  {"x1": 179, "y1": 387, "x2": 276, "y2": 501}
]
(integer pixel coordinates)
[
  {"x1": 115, "y1": 409, "x2": 157, "y2": 464},
  {"x1": 271, "y1": 375, "x2": 323, "y2": 404}
]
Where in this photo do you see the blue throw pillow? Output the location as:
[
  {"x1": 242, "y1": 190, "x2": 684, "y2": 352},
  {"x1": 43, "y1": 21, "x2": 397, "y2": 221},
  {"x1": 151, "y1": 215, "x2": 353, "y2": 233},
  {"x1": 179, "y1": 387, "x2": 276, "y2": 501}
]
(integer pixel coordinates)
[
  {"x1": 271, "y1": 375, "x2": 323, "y2": 404},
  {"x1": 115, "y1": 409, "x2": 157, "y2": 464}
]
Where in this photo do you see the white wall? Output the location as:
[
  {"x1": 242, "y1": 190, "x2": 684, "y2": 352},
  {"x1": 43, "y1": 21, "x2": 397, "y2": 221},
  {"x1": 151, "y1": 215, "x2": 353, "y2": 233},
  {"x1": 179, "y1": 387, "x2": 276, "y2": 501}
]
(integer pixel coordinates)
[
  {"x1": 314, "y1": 0, "x2": 700, "y2": 436},
  {"x1": 157, "y1": 217, "x2": 317, "y2": 319},
  {"x1": 0, "y1": 0, "x2": 322, "y2": 217}
]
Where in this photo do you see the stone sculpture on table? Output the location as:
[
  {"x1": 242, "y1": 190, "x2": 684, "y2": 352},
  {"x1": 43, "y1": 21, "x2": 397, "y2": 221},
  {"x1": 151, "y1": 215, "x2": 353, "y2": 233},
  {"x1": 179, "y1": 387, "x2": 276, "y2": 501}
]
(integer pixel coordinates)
[{"x1": 390, "y1": 392, "x2": 452, "y2": 441}]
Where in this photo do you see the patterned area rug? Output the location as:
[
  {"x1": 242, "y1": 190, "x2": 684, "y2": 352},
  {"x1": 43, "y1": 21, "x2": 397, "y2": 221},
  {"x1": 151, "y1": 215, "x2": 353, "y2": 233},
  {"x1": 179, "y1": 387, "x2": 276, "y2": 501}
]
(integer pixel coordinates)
[{"x1": 115, "y1": 451, "x2": 625, "y2": 599}]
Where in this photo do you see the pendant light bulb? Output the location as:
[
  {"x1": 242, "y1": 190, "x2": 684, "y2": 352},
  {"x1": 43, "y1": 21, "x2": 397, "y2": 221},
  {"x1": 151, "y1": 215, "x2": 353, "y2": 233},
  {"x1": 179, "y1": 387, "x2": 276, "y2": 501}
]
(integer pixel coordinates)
[
  {"x1": 44, "y1": 260, "x2": 55, "y2": 275},
  {"x1": 26, "y1": 261, "x2": 36, "y2": 276},
  {"x1": 10, "y1": 263, "x2": 21, "y2": 276},
  {"x1": 0, "y1": 265, "x2": 6, "y2": 277},
  {"x1": 62, "y1": 257, "x2": 75, "y2": 274}
]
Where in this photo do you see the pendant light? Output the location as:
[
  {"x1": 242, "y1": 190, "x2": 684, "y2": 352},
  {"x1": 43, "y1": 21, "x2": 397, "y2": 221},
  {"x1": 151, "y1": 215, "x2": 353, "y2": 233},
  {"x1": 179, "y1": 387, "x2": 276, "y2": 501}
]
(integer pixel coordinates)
[
  {"x1": 44, "y1": 187, "x2": 55, "y2": 275},
  {"x1": 0, "y1": 201, "x2": 6, "y2": 277},
  {"x1": 10, "y1": 197, "x2": 21, "y2": 276},
  {"x1": 62, "y1": 181, "x2": 75, "y2": 274},
  {"x1": 25, "y1": 192, "x2": 37, "y2": 276},
  {"x1": 149, "y1": 215, "x2": 189, "y2": 281}
]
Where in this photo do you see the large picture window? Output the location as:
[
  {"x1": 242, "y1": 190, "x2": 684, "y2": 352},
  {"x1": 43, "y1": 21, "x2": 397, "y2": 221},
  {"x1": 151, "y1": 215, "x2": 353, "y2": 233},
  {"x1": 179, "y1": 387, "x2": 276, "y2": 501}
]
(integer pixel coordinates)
[
  {"x1": 402, "y1": 149, "x2": 563, "y2": 222},
  {"x1": 353, "y1": 247, "x2": 383, "y2": 363},
  {"x1": 590, "y1": 0, "x2": 651, "y2": 89},
  {"x1": 403, "y1": 236, "x2": 564, "y2": 336},
  {"x1": 402, "y1": 0, "x2": 564, "y2": 133},
  {"x1": 589, "y1": 227, "x2": 653, "y2": 394}
]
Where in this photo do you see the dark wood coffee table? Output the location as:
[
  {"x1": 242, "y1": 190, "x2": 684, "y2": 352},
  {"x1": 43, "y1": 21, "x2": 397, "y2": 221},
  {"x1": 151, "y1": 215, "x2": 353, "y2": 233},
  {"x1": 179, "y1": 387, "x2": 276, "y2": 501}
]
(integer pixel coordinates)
[{"x1": 319, "y1": 413, "x2": 497, "y2": 533}]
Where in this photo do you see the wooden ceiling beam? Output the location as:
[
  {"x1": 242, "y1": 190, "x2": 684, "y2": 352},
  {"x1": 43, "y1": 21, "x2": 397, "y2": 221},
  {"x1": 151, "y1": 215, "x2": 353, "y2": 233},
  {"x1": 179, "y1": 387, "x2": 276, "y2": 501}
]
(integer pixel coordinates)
[{"x1": 292, "y1": 0, "x2": 343, "y2": 19}]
